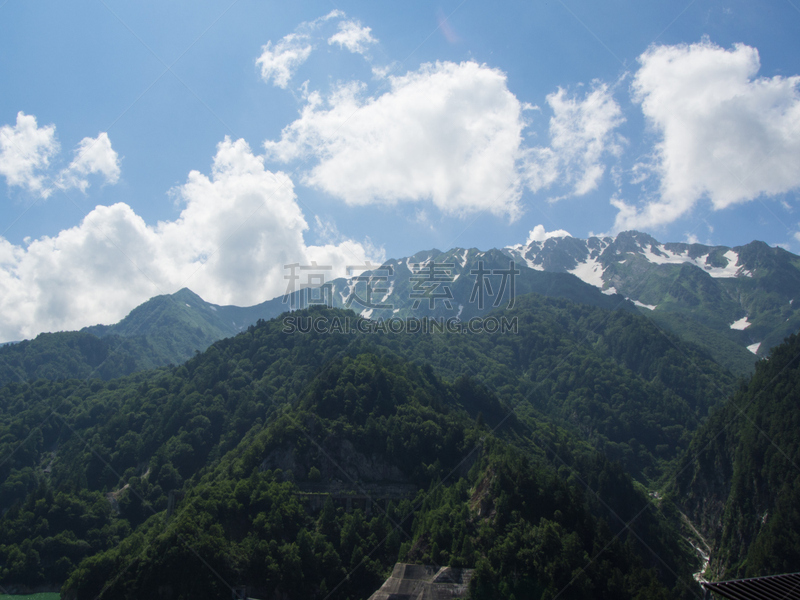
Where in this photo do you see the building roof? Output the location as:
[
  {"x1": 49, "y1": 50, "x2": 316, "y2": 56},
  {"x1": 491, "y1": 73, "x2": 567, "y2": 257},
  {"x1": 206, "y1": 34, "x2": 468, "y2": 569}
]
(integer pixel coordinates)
[{"x1": 702, "y1": 572, "x2": 800, "y2": 600}]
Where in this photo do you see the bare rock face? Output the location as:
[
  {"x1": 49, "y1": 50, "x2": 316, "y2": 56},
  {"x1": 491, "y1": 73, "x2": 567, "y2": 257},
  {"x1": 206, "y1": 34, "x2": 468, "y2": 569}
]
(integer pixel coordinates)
[{"x1": 367, "y1": 563, "x2": 473, "y2": 600}]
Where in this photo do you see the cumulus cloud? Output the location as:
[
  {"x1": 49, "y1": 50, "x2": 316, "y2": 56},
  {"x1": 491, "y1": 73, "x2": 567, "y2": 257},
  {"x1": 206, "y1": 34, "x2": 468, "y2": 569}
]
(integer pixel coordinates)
[
  {"x1": 0, "y1": 137, "x2": 378, "y2": 342},
  {"x1": 57, "y1": 132, "x2": 121, "y2": 192},
  {"x1": 0, "y1": 112, "x2": 59, "y2": 197},
  {"x1": 616, "y1": 39, "x2": 800, "y2": 230},
  {"x1": 0, "y1": 112, "x2": 121, "y2": 198},
  {"x1": 525, "y1": 224, "x2": 572, "y2": 244},
  {"x1": 256, "y1": 33, "x2": 314, "y2": 89},
  {"x1": 523, "y1": 83, "x2": 624, "y2": 198},
  {"x1": 328, "y1": 20, "x2": 377, "y2": 54},
  {"x1": 265, "y1": 61, "x2": 528, "y2": 218}
]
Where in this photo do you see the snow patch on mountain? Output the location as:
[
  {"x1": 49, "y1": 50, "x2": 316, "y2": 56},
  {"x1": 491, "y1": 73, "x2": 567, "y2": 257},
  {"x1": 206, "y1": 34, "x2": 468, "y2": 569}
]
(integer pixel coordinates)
[
  {"x1": 380, "y1": 280, "x2": 395, "y2": 304},
  {"x1": 633, "y1": 300, "x2": 657, "y2": 310},
  {"x1": 460, "y1": 249, "x2": 469, "y2": 268},
  {"x1": 730, "y1": 316, "x2": 751, "y2": 330},
  {"x1": 603, "y1": 287, "x2": 618, "y2": 295},
  {"x1": 640, "y1": 246, "x2": 743, "y2": 278},
  {"x1": 504, "y1": 245, "x2": 541, "y2": 270},
  {"x1": 523, "y1": 254, "x2": 545, "y2": 270},
  {"x1": 340, "y1": 282, "x2": 353, "y2": 304},
  {"x1": 747, "y1": 342, "x2": 761, "y2": 354},
  {"x1": 569, "y1": 257, "x2": 605, "y2": 288}
]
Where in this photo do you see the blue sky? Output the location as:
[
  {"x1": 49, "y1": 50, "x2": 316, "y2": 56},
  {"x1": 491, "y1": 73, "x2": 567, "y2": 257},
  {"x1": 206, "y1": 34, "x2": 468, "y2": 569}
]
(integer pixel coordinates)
[{"x1": 2, "y1": 0, "x2": 800, "y2": 340}]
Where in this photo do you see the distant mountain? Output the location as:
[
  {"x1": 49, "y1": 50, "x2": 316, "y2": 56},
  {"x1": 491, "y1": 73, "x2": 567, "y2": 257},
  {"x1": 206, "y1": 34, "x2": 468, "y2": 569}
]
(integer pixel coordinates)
[
  {"x1": 0, "y1": 288, "x2": 289, "y2": 386},
  {"x1": 3, "y1": 230, "x2": 795, "y2": 384},
  {"x1": 0, "y1": 252, "x2": 633, "y2": 385},
  {"x1": 83, "y1": 287, "x2": 290, "y2": 343},
  {"x1": 505, "y1": 230, "x2": 800, "y2": 374},
  {"x1": 317, "y1": 246, "x2": 634, "y2": 320},
  {"x1": 673, "y1": 332, "x2": 800, "y2": 579}
]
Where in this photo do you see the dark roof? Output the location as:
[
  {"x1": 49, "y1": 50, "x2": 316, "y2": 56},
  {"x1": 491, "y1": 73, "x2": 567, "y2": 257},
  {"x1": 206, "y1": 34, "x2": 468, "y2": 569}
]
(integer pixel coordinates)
[{"x1": 702, "y1": 572, "x2": 800, "y2": 600}]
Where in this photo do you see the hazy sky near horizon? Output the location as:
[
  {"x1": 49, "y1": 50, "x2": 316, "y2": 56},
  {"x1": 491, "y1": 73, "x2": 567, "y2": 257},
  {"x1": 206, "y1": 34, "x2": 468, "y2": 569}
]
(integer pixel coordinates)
[{"x1": 2, "y1": 0, "x2": 800, "y2": 340}]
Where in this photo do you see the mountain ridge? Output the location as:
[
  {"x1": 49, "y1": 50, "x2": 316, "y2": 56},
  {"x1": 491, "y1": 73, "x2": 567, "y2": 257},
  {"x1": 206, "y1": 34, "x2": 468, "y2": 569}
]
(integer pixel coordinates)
[
  {"x1": 504, "y1": 230, "x2": 800, "y2": 373},
  {"x1": 1, "y1": 230, "x2": 796, "y2": 384}
]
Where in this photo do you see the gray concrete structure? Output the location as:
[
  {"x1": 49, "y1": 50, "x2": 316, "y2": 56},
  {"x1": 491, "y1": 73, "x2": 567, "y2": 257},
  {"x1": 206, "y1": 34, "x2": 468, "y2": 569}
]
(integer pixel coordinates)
[{"x1": 367, "y1": 563, "x2": 474, "y2": 600}]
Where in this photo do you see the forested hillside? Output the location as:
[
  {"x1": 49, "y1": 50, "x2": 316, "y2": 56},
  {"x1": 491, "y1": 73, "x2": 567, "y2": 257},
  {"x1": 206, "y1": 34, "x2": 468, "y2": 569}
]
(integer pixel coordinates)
[
  {"x1": 373, "y1": 294, "x2": 734, "y2": 481},
  {"x1": 0, "y1": 299, "x2": 723, "y2": 599},
  {"x1": 674, "y1": 332, "x2": 800, "y2": 579}
]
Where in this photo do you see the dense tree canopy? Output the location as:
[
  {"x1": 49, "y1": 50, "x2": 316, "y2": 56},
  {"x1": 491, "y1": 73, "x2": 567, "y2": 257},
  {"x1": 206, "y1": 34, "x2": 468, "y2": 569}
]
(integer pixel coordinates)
[{"x1": 0, "y1": 295, "x2": 744, "y2": 598}]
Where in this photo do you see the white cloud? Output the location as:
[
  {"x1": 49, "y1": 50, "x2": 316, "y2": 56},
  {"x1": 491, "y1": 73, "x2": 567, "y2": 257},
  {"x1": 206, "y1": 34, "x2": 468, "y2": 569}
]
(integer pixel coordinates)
[
  {"x1": 521, "y1": 146, "x2": 559, "y2": 195},
  {"x1": 256, "y1": 11, "x2": 369, "y2": 89},
  {"x1": 309, "y1": 10, "x2": 344, "y2": 26},
  {"x1": 256, "y1": 33, "x2": 314, "y2": 89},
  {"x1": 0, "y1": 112, "x2": 59, "y2": 197},
  {"x1": 328, "y1": 20, "x2": 377, "y2": 54},
  {"x1": 264, "y1": 61, "x2": 528, "y2": 219},
  {"x1": 617, "y1": 39, "x2": 800, "y2": 230},
  {"x1": 57, "y1": 132, "x2": 121, "y2": 192},
  {"x1": 0, "y1": 137, "x2": 379, "y2": 342},
  {"x1": 525, "y1": 224, "x2": 571, "y2": 244},
  {"x1": 524, "y1": 83, "x2": 625, "y2": 197},
  {"x1": 0, "y1": 113, "x2": 121, "y2": 197},
  {"x1": 549, "y1": 83, "x2": 625, "y2": 195},
  {"x1": 263, "y1": 62, "x2": 625, "y2": 219}
]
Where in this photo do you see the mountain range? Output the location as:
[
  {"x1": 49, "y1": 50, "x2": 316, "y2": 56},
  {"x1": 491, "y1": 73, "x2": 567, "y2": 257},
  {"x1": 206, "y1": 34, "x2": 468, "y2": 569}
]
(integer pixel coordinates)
[
  {"x1": 505, "y1": 230, "x2": 800, "y2": 374},
  {"x1": 2, "y1": 230, "x2": 797, "y2": 386}
]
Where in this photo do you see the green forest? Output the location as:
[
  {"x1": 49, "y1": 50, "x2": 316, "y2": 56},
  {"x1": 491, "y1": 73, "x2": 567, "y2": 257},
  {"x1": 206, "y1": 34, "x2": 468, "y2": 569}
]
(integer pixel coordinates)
[
  {"x1": 0, "y1": 293, "x2": 794, "y2": 599},
  {"x1": 673, "y1": 332, "x2": 800, "y2": 579}
]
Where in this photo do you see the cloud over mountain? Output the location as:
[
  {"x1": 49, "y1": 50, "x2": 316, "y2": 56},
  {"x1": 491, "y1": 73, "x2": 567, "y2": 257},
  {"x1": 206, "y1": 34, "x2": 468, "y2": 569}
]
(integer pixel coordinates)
[
  {"x1": 614, "y1": 40, "x2": 800, "y2": 230},
  {"x1": 264, "y1": 60, "x2": 625, "y2": 220},
  {"x1": 0, "y1": 138, "x2": 377, "y2": 342}
]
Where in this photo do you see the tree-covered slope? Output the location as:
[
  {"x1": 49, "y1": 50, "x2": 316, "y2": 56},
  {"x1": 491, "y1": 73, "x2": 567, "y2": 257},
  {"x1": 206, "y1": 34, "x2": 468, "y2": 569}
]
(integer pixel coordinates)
[
  {"x1": 673, "y1": 332, "x2": 800, "y2": 579},
  {"x1": 0, "y1": 331, "x2": 150, "y2": 385},
  {"x1": 369, "y1": 294, "x2": 734, "y2": 481},
  {"x1": 0, "y1": 305, "x2": 714, "y2": 598},
  {"x1": 9, "y1": 350, "x2": 695, "y2": 599}
]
